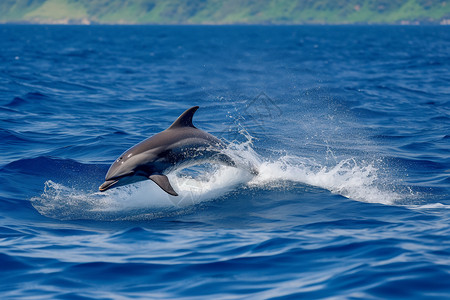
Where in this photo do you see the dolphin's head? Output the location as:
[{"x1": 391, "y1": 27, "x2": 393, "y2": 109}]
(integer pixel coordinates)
[{"x1": 99, "y1": 151, "x2": 155, "y2": 192}]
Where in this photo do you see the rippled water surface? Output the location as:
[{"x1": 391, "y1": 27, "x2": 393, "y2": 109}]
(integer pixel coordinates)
[{"x1": 0, "y1": 25, "x2": 449, "y2": 299}]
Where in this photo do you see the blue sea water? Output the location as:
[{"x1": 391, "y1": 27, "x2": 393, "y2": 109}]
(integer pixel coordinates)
[{"x1": 0, "y1": 25, "x2": 449, "y2": 299}]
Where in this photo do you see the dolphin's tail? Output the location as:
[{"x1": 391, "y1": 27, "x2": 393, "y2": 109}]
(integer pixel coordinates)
[
  {"x1": 215, "y1": 153, "x2": 236, "y2": 168},
  {"x1": 216, "y1": 152, "x2": 259, "y2": 176},
  {"x1": 249, "y1": 166, "x2": 259, "y2": 176}
]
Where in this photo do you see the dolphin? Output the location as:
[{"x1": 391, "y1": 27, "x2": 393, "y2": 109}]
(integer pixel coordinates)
[{"x1": 99, "y1": 106, "x2": 235, "y2": 196}]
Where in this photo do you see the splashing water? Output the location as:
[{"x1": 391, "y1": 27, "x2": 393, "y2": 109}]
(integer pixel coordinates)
[
  {"x1": 31, "y1": 165, "x2": 252, "y2": 221},
  {"x1": 250, "y1": 156, "x2": 402, "y2": 205},
  {"x1": 31, "y1": 135, "x2": 405, "y2": 220}
]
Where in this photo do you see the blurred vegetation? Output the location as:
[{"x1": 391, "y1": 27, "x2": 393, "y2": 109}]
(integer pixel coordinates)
[{"x1": 1, "y1": 0, "x2": 449, "y2": 24}]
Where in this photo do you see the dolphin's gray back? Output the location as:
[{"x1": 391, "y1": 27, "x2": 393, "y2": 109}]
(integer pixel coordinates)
[
  {"x1": 130, "y1": 126, "x2": 222, "y2": 157},
  {"x1": 129, "y1": 105, "x2": 221, "y2": 156},
  {"x1": 130, "y1": 127, "x2": 225, "y2": 172}
]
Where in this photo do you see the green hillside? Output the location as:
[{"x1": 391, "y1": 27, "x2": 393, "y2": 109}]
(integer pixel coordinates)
[{"x1": 1, "y1": 0, "x2": 450, "y2": 24}]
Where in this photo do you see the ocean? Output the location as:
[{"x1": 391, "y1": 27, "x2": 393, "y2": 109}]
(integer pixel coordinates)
[{"x1": 0, "y1": 25, "x2": 449, "y2": 299}]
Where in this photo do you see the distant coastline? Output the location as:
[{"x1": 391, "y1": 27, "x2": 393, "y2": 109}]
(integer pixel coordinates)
[{"x1": 1, "y1": 0, "x2": 450, "y2": 25}]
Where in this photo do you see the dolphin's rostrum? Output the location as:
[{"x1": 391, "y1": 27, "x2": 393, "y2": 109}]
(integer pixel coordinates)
[{"x1": 99, "y1": 106, "x2": 235, "y2": 196}]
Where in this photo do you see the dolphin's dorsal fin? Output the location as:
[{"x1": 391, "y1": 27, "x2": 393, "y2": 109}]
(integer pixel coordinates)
[
  {"x1": 168, "y1": 106, "x2": 199, "y2": 130},
  {"x1": 149, "y1": 174, "x2": 178, "y2": 196}
]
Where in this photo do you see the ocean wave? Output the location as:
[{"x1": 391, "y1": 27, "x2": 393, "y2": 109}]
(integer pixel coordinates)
[{"x1": 30, "y1": 138, "x2": 409, "y2": 221}]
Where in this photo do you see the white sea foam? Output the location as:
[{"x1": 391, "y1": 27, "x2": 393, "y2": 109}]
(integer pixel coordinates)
[
  {"x1": 407, "y1": 203, "x2": 450, "y2": 210},
  {"x1": 248, "y1": 155, "x2": 402, "y2": 205},
  {"x1": 31, "y1": 136, "x2": 405, "y2": 220}
]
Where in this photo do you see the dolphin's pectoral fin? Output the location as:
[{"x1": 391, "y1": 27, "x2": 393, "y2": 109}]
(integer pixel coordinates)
[{"x1": 149, "y1": 174, "x2": 178, "y2": 196}]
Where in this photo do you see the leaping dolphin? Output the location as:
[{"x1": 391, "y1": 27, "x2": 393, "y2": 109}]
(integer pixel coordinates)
[{"x1": 99, "y1": 106, "x2": 235, "y2": 196}]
